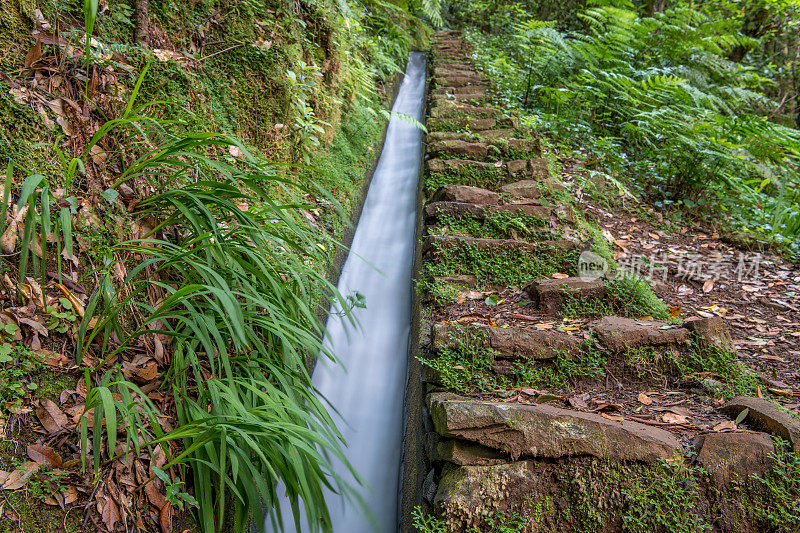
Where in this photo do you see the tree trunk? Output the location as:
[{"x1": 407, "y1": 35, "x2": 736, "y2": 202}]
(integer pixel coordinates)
[
  {"x1": 135, "y1": 0, "x2": 149, "y2": 45},
  {"x1": 730, "y1": 3, "x2": 771, "y2": 62}
]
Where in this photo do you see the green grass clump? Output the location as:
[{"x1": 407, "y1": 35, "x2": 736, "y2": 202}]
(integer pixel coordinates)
[
  {"x1": 625, "y1": 342, "x2": 758, "y2": 397},
  {"x1": 605, "y1": 276, "x2": 670, "y2": 320},
  {"x1": 511, "y1": 343, "x2": 606, "y2": 390},
  {"x1": 742, "y1": 439, "x2": 800, "y2": 530},
  {"x1": 414, "y1": 275, "x2": 466, "y2": 305},
  {"x1": 559, "y1": 275, "x2": 669, "y2": 320},
  {"x1": 436, "y1": 211, "x2": 555, "y2": 241},
  {"x1": 426, "y1": 165, "x2": 507, "y2": 191},
  {"x1": 428, "y1": 243, "x2": 579, "y2": 287},
  {"x1": 413, "y1": 506, "x2": 530, "y2": 533},
  {"x1": 420, "y1": 325, "x2": 506, "y2": 393}
]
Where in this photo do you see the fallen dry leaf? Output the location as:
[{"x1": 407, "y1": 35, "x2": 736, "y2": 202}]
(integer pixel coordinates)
[
  {"x1": 662, "y1": 412, "x2": 688, "y2": 424},
  {"x1": 159, "y1": 502, "x2": 172, "y2": 533},
  {"x1": 1, "y1": 462, "x2": 40, "y2": 490},
  {"x1": 703, "y1": 278, "x2": 715, "y2": 293},
  {"x1": 600, "y1": 412, "x2": 624, "y2": 422},
  {"x1": 713, "y1": 421, "x2": 736, "y2": 432},
  {"x1": 568, "y1": 395, "x2": 588, "y2": 410},
  {"x1": 637, "y1": 393, "x2": 653, "y2": 405},
  {"x1": 101, "y1": 494, "x2": 119, "y2": 532},
  {"x1": 36, "y1": 399, "x2": 69, "y2": 433},
  {"x1": 26, "y1": 444, "x2": 63, "y2": 468}
]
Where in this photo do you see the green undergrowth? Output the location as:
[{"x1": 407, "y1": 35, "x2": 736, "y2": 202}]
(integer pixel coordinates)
[
  {"x1": 433, "y1": 211, "x2": 556, "y2": 241},
  {"x1": 426, "y1": 164, "x2": 508, "y2": 191},
  {"x1": 303, "y1": 100, "x2": 387, "y2": 251},
  {"x1": 511, "y1": 344, "x2": 606, "y2": 391},
  {"x1": 560, "y1": 276, "x2": 670, "y2": 320},
  {"x1": 416, "y1": 445, "x2": 800, "y2": 533},
  {"x1": 625, "y1": 341, "x2": 759, "y2": 397},
  {"x1": 425, "y1": 242, "x2": 579, "y2": 287},
  {"x1": 460, "y1": 5, "x2": 800, "y2": 259},
  {"x1": 420, "y1": 325, "x2": 606, "y2": 394}
]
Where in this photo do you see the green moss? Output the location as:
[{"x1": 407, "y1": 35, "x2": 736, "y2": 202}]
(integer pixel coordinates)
[
  {"x1": 426, "y1": 165, "x2": 509, "y2": 191},
  {"x1": 435, "y1": 210, "x2": 555, "y2": 241},
  {"x1": 36, "y1": 372, "x2": 78, "y2": 402},
  {"x1": 625, "y1": 341, "x2": 759, "y2": 397},
  {"x1": 510, "y1": 342, "x2": 606, "y2": 390},
  {"x1": 426, "y1": 242, "x2": 579, "y2": 287},
  {"x1": 738, "y1": 440, "x2": 800, "y2": 530}
]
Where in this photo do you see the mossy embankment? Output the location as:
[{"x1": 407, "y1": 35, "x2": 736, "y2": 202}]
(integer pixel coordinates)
[{"x1": 0, "y1": 0, "x2": 433, "y2": 531}]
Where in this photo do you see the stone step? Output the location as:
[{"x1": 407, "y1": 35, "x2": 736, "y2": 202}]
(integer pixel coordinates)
[
  {"x1": 431, "y1": 323, "x2": 583, "y2": 361},
  {"x1": 424, "y1": 201, "x2": 553, "y2": 222},
  {"x1": 720, "y1": 397, "x2": 800, "y2": 453},
  {"x1": 423, "y1": 235, "x2": 577, "y2": 257},
  {"x1": 425, "y1": 158, "x2": 509, "y2": 190},
  {"x1": 430, "y1": 184, "x2": 500, "y2": 205},
  {"x1": 496, "y1": 137, "x2": 541, "y2": 158},
  {"x1": 427, "y1": 393, "x2": 679, "y2": 462},
  {"x1": 432, "y1": 85, "x2": 489, "y2": 97},
  {"x1": 500, "y1": 178, "x2": 565, "y2": 199},
  {"x1": 592, "y1": 316, "x2": 691, "y2": 353},
  {"x1": 429, "y1": 438, "x2": 507, "y2": 467},
  {"x1": 427, "y1": 158, "x2": 501, "y2": 174},
  {"x1": 426, "y1": 131, "x2": 475, "y2": 143},
  {"x1": 429, "y1": 105, "x2": 499, "y2": 119},
  {"x1": 431, "y1": 93, "x2": 489, "y2": 105},
  {"x1": 428, "y1": 117, "x2": 497, "y2": 133},
  {"x1": 474, "y1": 128, "x2": 516, "y2": 142},
  {"x1": 693, "y1": 432, "x2": 774, "y2": 487},
  {"x1": 427, "y1": 140, "x2": 490, "y2": 159},
  {"x1": 525, "y1": 277, "x2": 607, "y2": 314},
  {"x1": 507, "y1": 158, "x2": 550, "y2": 180},
  {"x1": 433, "y1": 67, "x2": 481, "y2": 78},
  {"x1": 434, "y1": 76, "x2": 487, "y2": 88},
  {"x1": 434, "y1": 52, "x2": 471, "y2": 61}
]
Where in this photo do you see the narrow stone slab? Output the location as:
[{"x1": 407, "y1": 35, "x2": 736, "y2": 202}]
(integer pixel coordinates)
[
  {"x1": 424, "y1": 202, "x2": 485, "y2": 220},
  {"x1": 433, "y1": 69, "x2": 482, "y2": 80},
  {"x1": 500, "y1": 180, "x2": 542, "y2": 199},
  {"x1": 506, "y1": 160, "x2": 529, "y2": 180},
  {"x1": 427, "y1": 394, "x2": 679, "y2": 462},
  {"x1": 433, "y1": 462, "x2": 537, "y2": 531},
  {"x1": 432, "y1": 85, "x2": 489, "y2": 96},
  {"x1": 694, "y1": 432, "x2": 774, "y2": 486},
  {"x1": 593, "y1": 316, "x2": 690, "y2": 353},
  {"x1": 435, "y1": 440, "x2": 507, "y2": 466},
  {"x1": 495, "y1": 138, "x2": 542, "y2": 158},
  {"x1": 424, "y1": 201, "x2": 553, "y2": 221},
  {"x1": 685, "y1": 316, "x2": 734, "y2": 353},
  {"x1": 427, "y1": 158, "x2": 500, "y2": 174},
  {"x1": 431, "y1": 323, "x2": 583, "y2": 360},
  {"x1": 476, "y1": 128, "x2": 515, "y2": 142},
  {"x1": 526, "y1": 277, "x2": 606, "y2": 314},
  {"x1": 430, "y1": 185, "x2": 500, "y2": 205},
  {"x1": 427, "y1": 132, "x2": 473, "y2": 143},
  {"x1": 430, "y1": 105, "x2": 498, "y2": 119},
  {"x1": 720, "y1": 397, "x2": 800, "y2": 452},
  {"x1": 427, "y1": 140, "x2": 489, "y2": 159},
  {"x1": 423, "y1": 235, "x2": 576, "y2": 257},
  {"x1": 435, "y1": 76, "x2": 487, "y2": 88},
  {"x1": 431, "y1": 93, "x2": 489, "y2": 105},
  {"x1": 428, "y1": 117, "x2": 497, "y2": 131}
]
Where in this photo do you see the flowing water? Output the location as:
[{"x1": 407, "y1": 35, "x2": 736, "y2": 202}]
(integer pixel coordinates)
[{"x1": 267, "y1": 51, "x2": 427, "y2": 532}]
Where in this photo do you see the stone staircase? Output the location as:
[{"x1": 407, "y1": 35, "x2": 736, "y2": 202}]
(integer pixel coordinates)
[{"x1": 415, "y1": 31, "x2": 799, "y2": 532}]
